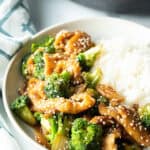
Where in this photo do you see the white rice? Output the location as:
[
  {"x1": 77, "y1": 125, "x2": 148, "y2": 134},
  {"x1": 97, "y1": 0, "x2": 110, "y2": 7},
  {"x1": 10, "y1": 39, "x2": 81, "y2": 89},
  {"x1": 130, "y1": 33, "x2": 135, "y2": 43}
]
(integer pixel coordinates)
[{"x1": 92, "y1": 38, "x2": 150, "y2": 106}]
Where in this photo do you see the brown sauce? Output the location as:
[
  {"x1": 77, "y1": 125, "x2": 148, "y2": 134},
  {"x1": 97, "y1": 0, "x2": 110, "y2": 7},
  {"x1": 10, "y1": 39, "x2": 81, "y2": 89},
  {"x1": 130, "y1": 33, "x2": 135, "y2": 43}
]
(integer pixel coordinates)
[{"x1": 34, "y1": 126, "x2": 50, "y2": 149}]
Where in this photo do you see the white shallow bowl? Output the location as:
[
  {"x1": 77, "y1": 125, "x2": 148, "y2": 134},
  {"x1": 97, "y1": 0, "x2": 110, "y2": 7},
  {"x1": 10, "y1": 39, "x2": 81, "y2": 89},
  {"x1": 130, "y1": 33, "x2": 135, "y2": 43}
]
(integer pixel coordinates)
[{"x1": 2, "y1": 17, "x2": 150, "y2": 149}]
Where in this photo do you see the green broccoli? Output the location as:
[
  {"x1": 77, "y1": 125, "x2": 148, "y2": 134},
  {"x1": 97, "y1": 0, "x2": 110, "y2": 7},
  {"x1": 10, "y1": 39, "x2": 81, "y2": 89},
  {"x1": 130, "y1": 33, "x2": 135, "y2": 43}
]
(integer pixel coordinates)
[
  {"x1": 50, "y1": 114, "x2": 72, "y2": 150},
  {"x1": 44, "y1": 71, "x2": 71, "y2": 98},
  {"x1": 10, "y1": 95, "x2": 36, "y2": 126},
  {"x1": 31, "y1": 36, "x2": 55, "y2": 53},
  {"x1": 38, "y1": 114, "x2": 72, "y2": 150},
  {"x1": 138, "y1": 104, "x2": 150, "y2": 127},
  {"x1": 33, "y1": 51, "x2": 45, "y2": 80},
  {"x1": 77, "y1": 46, "x2": 101, "y2": 71},
  {"x1": 82, "y1": 68, "x2": 102, "y2": 88},
  {"x1": 26, "y1": 36, "x2": 55, "y2": 79},
  {"x1": 97, "y1": 96, "x2": 109, "y2": 105},
  {"x1": 34, "y1": 112, "x2": 43, "y2": 122},
  {"x1": 69, "y1": 118, "x2": 102, "y2": 150},
  {"x1": 21, "y1": 53, "x2": 31, "y2": 77},
  {"x1": 21, "y1": 51, "x2": 45, "y2": 80},
  {"x1": 34, "y1": 112, "x2": 57, "y2": 140}
]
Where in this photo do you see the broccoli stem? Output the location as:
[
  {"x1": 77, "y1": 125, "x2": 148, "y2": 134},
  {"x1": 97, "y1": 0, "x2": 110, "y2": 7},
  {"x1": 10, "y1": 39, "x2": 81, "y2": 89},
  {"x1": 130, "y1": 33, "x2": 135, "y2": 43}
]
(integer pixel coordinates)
[
  {"x1": 138, "y1": 104, "x2": 150, "y2": 128},
  {"x1": 10, "y1": 95, "x2": 36, "y2": 126},
  {"x1": 51, "y1": 114, "x2": 70, "y2": 150},
  {"x1": 44, "y1": 72, "x2": 71, "y2": 98},
  {"x1": 70, "y1": 118, "x2": 102, "y2": 150},
  {"x1": 77, "y1": 46, "x2": 101, "y2": 71},
  {"x1": 16, "y1": 106, "x2": 36, "y2": 125},
  {"x1": 82, "y1": 68, "x2": 102, "y2": 88}
]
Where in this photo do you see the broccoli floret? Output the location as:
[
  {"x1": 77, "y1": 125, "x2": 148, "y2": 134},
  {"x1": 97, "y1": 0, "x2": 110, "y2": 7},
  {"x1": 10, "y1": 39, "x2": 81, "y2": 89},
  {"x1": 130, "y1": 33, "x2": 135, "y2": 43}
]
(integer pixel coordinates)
[
  {"x1": 69, "y1": 118, "x2": 102, "y2": 150},
  {"x1": 34, "y1": 112, "x2": 43, "y2": 122},
  {"x1": 46, "y1": 115, "x2": 58, "y2": 142},
  {"x1": 44, "y1": 114, "x2": 72, "y2": 150},
  {"x1": 82, "y1": 69, "x2": 102, "y2": 88},
  {"x1": 138, "y1": 104, "x2": 150, "y2": 127},
  {"x1": 44, "y1": 71, "x2": 71, "y2": 98},
  {"x1": 34, "y1": 112, "x2": 57, "y2": 140},
  {"x1": 37, "y1": 113, "x2": 72, "y2": 150},
  {"x1": 77, "y1": 46, "x2": 101, "y2": 71},
  {"x1": 21, "y1": 51, "x2": 45, "y2": 80},
  {"x1": 10, "y1": 95, "x2": 36, "y2": 126},
  {"x1": 31, "y1": 36, "x2": 55, "y2": 53},
  {"x1": 21, "y1": 53, "x2": 31, "y2": 77},
  {"x1": 33, "y1": 51, "x2": 45, "y2": 80}
]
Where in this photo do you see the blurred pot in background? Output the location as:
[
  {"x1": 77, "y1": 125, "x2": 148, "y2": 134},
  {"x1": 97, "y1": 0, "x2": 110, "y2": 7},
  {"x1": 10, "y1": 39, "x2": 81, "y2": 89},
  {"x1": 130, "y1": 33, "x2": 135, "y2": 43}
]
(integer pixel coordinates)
[{"x1": 72, "y1": 0, "x2": 150, "y2": 14}]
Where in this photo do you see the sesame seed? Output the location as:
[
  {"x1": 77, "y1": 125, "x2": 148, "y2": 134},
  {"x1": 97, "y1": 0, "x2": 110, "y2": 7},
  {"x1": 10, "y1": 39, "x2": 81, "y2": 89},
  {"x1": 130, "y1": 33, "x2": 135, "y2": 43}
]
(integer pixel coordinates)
[
  {"x1": 117, "y1": 115, "x2": 120, "y2": 120},
  {"x1": 133, "y1": 127, "x2": 136, "y2": 130},
  {"x1": 129, "y1": 132, "x2": 132, "y2": 135},
  {"x1": 103, "y1": 122, "x2": 106, "y2": 125},
  {"x1": 130, "y1": 122, "x2": 134, "y2": 127},
  {"x1": 120, "y1": 118, "x2": 123, "y2": 123},
  {"x1": 139, "y1": 125, "x2": 143, "y2": 131},
  {"x1": 140, "y1": 136, "x2": 144, "y2": 140},
  {"x1": 146, "y1": 139, "x2": 149, "y2": 143},
  {"x1": 144, "y1": 127, "x2": 147, "y2": 131}
]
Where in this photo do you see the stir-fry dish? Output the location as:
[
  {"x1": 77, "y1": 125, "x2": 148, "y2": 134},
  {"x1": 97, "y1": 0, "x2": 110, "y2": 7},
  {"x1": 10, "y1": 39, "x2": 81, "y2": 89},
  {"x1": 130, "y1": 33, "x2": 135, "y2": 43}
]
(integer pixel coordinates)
[{"x1": 10, "y1": 30, "x2": 150, "y2": 150}]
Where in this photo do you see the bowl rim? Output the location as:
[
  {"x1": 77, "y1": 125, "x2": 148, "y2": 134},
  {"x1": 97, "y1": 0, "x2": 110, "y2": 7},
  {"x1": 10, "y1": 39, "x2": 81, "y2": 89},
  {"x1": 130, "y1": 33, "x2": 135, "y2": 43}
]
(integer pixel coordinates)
[{"x1": 2, "y1": 16, "x2": 150, "y2": 149}]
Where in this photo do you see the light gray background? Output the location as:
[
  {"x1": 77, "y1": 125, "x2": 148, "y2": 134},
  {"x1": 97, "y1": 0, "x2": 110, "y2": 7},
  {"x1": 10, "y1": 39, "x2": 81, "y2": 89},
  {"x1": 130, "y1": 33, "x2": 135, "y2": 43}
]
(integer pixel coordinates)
[
  {"x1": 4, "y1": 0, "x2": 150, "y2": 149},
  {"x1": 27, "y1": 0, "x2": 150, "y2": 30}
]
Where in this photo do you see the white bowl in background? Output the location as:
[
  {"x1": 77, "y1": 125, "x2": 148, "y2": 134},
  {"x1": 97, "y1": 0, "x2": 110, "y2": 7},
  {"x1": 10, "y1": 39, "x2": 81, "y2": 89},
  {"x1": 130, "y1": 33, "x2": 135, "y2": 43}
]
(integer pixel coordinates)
[{"x1": 2, "y1": 17, "x2": 150, "y2": 149}]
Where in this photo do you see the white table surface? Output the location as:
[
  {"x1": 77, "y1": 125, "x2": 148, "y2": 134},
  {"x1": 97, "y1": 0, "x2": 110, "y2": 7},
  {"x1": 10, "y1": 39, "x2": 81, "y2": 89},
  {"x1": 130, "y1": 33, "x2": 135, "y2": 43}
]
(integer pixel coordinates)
[{"x1": 2, "y1": 0, "x2": 150, "y2": 149}]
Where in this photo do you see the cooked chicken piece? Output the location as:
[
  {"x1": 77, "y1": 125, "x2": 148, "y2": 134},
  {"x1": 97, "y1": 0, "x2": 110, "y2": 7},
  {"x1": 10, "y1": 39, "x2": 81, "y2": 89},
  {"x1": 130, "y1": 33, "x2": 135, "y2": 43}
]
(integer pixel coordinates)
[
  {"x1": 96, "y1": 84, "x2": 124, "y2": 106},
  {"x1": 54, "y1": 30, "x2": 94, "y2": 54},
  {"x1": 54, "y1": 30, "x2": 74, "y2": 50},
  {"x1": 43, "y1": 53, "x2": 56, "y2": 76},
  {"x1": 26, "y1": 55, "x2": 34, "y2": 75},
  {"x1": 90, "y1": 116, "x2": 136, "y2": 145},
  {"x1": 65, "y1": 31, "x2": 94, "y2": 54},
  {"x1": 34, "y1": 127, "x2": 50, "y2": 149},
  {"x1": 73, "y1": 84, "x2": 86, "y2": 94},
  {"x1": 55, "y1": 57, "x2": 81, "y2": 78},
  {"x1": 99, "y1": 104, "x2": 150, "y2": 147},
  {"x1": 27, "y1": 78, "x2": 46, "y2": 104},
  {"x1": 90, "y1": 116, "x2": 115, "y2": 126},
  {"x1": 32, "y1": 92, "x2": 95, "y2": 114},
  {"x1": 54, "y1": 56, "x2": 82, "y2": 84},
  {"x1": 102, "y1": 129, "x2": 121, "y2": 150},
  {"x1": 50, "y1": 52, "x2": 69, "y2": 61}
]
